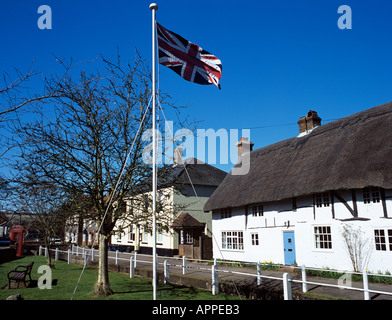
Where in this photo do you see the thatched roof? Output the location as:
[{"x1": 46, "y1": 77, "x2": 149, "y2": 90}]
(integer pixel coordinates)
[{"x1": 204, "y1": 102, "x2": 392, "y2": 212}]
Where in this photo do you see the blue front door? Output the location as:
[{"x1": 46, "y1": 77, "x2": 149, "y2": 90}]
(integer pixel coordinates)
[{"x1": 283, "y1": 232, "x2": 296, "y2": 265}]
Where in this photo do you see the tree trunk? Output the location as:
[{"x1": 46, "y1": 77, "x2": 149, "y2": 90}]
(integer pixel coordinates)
[{"x1": 94, "y1": 233, "x2": 113, "y2": 296}]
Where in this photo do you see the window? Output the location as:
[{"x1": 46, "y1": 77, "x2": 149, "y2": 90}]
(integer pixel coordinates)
[
  {"x1": 372, "y1": 187, "x2": 381, "y2": 203},
  {"x1": 222, "y1": 231, "x2": 244, "y2": 250},
  {"x1": 374, "y1": 229, "x2": 392, "y2": 251},
  {"x1": 314, "y1": 226, "x2": 332, "y2": 249},
  {"x1": 315, "y1": 193, "x2": 330, "y2": 207},
  {"x1": 364, "y1": 187, "x2": 381, "y2": 204},
  {"x1": 180, "y1": 229, "x2": 193, "y2": 244},
  {"x1": 157, "y1": 231, "x2": 163, "y2": 243},
  {"x1": 128, "y1": 226, "x2": 135, "y2": 242},
  {"x1": 252, "y1": 205, "x2": 264, "y2": 217},
  {"x1": 251, "y1": 233, "x2": 259, "y2": 246},
  {"x1": 142, "y1": 229, "x2": 149, "y2": 242},
  {"x1": 389, "y1": 230, "x2": 392, "y2": 251},
  {"x1": 220, "y1": 208, "x2": 232, "y2": 219},
  {"x1": 157, "y1": 224, "x2": 163, "y2": 243}
]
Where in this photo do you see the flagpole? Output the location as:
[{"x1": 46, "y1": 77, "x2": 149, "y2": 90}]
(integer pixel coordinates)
[{"x1": 149, "y1": 2, "x2": 158, "y2": 301}]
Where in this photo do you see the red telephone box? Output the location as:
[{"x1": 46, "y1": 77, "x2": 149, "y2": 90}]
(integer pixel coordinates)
[{"x1": 10, "y1": 225, "x2": 24, "y2": 257}]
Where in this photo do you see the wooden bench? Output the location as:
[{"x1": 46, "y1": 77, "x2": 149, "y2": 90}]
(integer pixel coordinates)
[{"x1": 7, "y1": 262, "x2": 34, "y2": 289}]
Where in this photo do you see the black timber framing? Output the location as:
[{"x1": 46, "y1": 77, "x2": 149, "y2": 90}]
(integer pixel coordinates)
[
  {"x1": 380, "y1": 188, "x2": 388, "y2": 218},
  {"x1": 331, "y1": 190, "x2": 357, "y2": 218}
]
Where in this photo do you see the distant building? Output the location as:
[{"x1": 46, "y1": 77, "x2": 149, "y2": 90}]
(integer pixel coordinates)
[
  {"x1": 204, "y1": 102, "x2": 392, "y2": 272},
  {"x1": 111, "y1": 149, "x2": 227, "y2": 258}
]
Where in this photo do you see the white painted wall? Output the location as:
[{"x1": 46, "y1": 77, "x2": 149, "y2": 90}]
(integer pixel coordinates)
[{"x1": 212, "y1": 188, "x2": 392, "y2": 273}]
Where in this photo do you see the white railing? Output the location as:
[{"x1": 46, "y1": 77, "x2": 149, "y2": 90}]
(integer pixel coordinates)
[{"x1": 40, "y1": 245, "x2": 392, "y2": 300}]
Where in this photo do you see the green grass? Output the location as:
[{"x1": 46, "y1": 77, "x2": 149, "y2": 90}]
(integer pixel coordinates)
[
  {"x1": 0, "y1": 255, "x2": 240, "y2": 300},
  {"x1": 304, "y1": 267, "x2": 392, "y2": 285}
]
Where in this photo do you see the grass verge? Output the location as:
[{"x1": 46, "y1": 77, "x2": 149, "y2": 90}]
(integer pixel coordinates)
[{"x1": 0, "y1": 255, "x2": 240, "y2": 300}]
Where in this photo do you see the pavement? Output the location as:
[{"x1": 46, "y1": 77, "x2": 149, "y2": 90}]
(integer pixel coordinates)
[{"x1": 92, "y1": 251, "x2": 392, "y2": 300}]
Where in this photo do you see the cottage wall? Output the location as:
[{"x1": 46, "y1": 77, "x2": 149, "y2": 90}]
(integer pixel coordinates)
[{"x1": 212, "y1": 188, "x2": 392, "y2": 273}]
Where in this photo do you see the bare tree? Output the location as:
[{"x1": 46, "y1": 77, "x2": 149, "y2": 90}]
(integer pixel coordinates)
[
  {"x1": 12, "y1": 53, "x2": 183, "y2": 295},
  {"x1": 341, "y1": 223, "x2": 372, "y2": 272},
  {"x1": 15, "y1": 181, "x2": 69, "y2": 267}
]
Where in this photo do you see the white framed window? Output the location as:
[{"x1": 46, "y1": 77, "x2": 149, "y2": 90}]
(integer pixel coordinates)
[
  {"x1": 128, "y1": 226, "x2": 135, "y2": 242},
  {"x1": 157, "y1": 231, "x2": 163, "y2": 243},
  {"x1": 220, "y1": 208, "x2": 232, "y2": 219},
  {"x1": 180, "y1": 229, "x2": 193, "y2": 244},
  {"x1": 374, "y1": 229, "x2": 392, "y2": 251},
  {"x1": 251, "y1": 205, "x2": 264, "y2": 217},
  {"x1": 315, "y1": 193, "x2": 330, "y2": 207},
  {"x1": 251, "y1": 233, "x2": 259, "y2": 246},
  {"x1": 364, "y1": 187, "x2": 381, "y2": 204},
  {"x1": 142, "y1": 228, "x2": 149, "y2": 243},
  {"x1": 314, "y1": 226, "x2": 332, "y2": 249},
  {"x1": 222, "y1": 231, "x2": 244, "y2": 250}
]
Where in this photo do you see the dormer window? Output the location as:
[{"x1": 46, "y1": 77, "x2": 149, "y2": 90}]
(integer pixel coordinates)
[
  {"x1": 315, "y1": 193, "x2": 330, "y2": 207},
  {"x1": 251, "y1": 205, "x2": 264, "y2": 217},
  {"x1": 220, "y1": 208, "x2": 232, "y2": 219},
  {"x1": 363, "y1": 187, "x2": 380, "y2": 204}
]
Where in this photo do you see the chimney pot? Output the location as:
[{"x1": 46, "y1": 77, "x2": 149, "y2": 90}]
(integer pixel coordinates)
[
  {"x1": 298, "y1": 110, "x2": 321, "y2": 134},
  {"x1": 236, "y1": 137, "x2": 254, "y2": 161},
  {"x1": 174, "y1": 147, "x2": 183, "y2": 165}
]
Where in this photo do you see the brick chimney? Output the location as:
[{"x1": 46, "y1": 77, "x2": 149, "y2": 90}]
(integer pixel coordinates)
[
  {"x1": 236, "y1": 137, "x2": 254, "y2": 160},
  {"x1": 174, "y1": 147, "x2": 183, "y2": 165},
  {"x1": 298, "y1": 110, "x2": 321, "y2": 134}
]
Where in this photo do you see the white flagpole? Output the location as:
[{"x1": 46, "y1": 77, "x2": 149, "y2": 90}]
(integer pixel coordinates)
[{"x1": 149, "y1": 2, "x2": 158, "y2": 301}]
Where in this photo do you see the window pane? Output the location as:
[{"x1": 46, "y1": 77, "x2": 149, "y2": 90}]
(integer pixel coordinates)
[
  {"x1": 374, "y1": 229, "x2": 387, "y2": 251},
  {"x1": 222, "y1": 232, "x2": 227, "y2": 249},
  {"x1": 314, "y1": 226, "x2": 332, "y2": 249}
]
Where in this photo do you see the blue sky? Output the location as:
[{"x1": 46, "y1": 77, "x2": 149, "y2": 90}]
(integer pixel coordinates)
[{"x1": 1, "y1": 0, "x2": 392, "y2": 173}]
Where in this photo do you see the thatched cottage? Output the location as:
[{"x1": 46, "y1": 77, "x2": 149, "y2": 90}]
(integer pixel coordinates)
[{"x1": 204, "y1": 102, "x2": 392, "y2": 272}]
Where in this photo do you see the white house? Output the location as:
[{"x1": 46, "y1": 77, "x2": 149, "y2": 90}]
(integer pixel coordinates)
[
  {"x1": 111, "y1": 153, "x2": 227, "y2": 258},
  {"x1": 204, "y1": 102, "x2": 392, "y2": 273}
]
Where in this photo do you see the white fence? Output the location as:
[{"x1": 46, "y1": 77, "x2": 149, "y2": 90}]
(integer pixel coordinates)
[{"x1": 40, "y1": 245, "x2": 392, "y2": 300}]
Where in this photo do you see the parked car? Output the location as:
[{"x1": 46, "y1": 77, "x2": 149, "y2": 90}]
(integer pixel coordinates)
[
  {"x1": 51, "y1": 238, "x2": 63, "y2": 244},
  {"x1": 24, "y1": 233, "x2": 43, "y2": 242},
  {"x1": 0, "y1": 237, "x2": 10, "y2": 246}
]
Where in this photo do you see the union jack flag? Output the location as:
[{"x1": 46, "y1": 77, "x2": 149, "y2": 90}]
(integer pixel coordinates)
[{"x1": 157, "y1": 23, "x2": 222, "y2": 89}]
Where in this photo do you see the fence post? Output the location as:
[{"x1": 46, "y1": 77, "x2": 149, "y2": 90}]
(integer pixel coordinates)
[
  {"x1": 55, "y1": 248, "x2": 59, "y2": 261},
  {"x1": 67, "y1": 249, "x2": 71, "y2": 264},
  {"x1": 115, "y1": 250, "x2": 119, "y2": 265},
  {"x1": 39, "y1": 245, "x2": 42, "y2": 256},
  {"x1": 283, "y1": 273, "x2": 292, "y2": 300},
  {"x1": 76, "y1": 245, "x2": 79, "y2": 256},
  {"x1": 363, "y1": 268, "x2": 370, "y2": 300},
  {"x1": 45, "y1": 247, "x2": 48, "y2": 257},
  {"x1": 134, "y1": 251, "x2": 137, "y2": 268},
  {"x1": 257, "y1": 261, "x2": 262, "y2": 285},
  {"x1": 182, "y1": 256, "x2": 186, "y2": 275},
  {"x1": 130, "y1": 257, "x2": 135, "y2": 278},
  {"x1": 84, "y1": 250, "x2": 88, "y2": 265},
  {"x1": 212, "y1": 259, "x2": 219, "y2": 295},
  {"x1": 302, "y1": 265, "x2": 308, "y2": 293},
  {"x1": 91, "y1": 248, "x2": 94, "y2": 261},
  {"x1": 164, "y1": 260, "x2": 170, "y2": 284}
]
